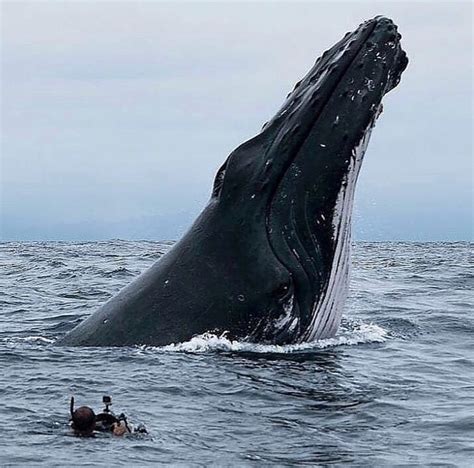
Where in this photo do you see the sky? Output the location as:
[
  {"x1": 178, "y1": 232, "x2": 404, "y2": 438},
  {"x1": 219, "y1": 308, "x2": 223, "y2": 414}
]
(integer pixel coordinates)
[{"x1": 1, "y1": 1, "x2": 472, "y2": 241}]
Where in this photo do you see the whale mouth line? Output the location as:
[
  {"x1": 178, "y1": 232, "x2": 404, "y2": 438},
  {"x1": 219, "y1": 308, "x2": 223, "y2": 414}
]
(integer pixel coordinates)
[{"x1": 301, "y1": 111, "x2": 378, "y2": 343}]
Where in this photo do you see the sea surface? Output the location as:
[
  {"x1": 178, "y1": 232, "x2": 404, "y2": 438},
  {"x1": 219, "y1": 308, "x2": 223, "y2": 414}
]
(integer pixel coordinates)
[{"x1": 0, "y1": 241, "x2": 472, "y2": 467}]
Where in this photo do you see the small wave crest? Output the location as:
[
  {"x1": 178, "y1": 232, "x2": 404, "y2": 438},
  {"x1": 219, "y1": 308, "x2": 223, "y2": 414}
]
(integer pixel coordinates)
[
  {"x1": 0, "y1": 335, "x2": 55, "y2": 345},
  {"x1": 159, "y1": 321, "x2": 387, "y2": 354}
]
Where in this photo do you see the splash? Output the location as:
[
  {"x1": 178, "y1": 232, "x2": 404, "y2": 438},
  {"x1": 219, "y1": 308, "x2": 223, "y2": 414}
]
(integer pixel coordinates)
[{"x1": 160, "y1": 320, "x2": 387, "y2": 354}]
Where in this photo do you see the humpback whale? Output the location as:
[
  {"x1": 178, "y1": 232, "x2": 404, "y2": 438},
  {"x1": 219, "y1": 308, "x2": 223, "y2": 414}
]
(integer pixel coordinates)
[{"x1": 58, "y1": 16, "x2": 408, "y2": 347}]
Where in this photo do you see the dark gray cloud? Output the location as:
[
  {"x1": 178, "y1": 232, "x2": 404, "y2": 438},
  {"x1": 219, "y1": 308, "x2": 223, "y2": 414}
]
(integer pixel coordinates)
[{"x1": 1, "y1": 1, "x2": 472, "y2": 240}]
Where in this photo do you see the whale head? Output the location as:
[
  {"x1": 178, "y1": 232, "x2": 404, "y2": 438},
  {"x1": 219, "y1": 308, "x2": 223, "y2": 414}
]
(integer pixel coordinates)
[{"x1": 208, "y1": 16, "x2": 408, "y2": 343}]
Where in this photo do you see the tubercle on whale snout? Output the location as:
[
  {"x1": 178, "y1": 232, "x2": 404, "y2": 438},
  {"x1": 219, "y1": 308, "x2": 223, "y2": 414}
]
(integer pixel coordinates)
[
  {"x1": 285, "y1": 16, "x2": 406, "y2": 103},
  {"x1": 252, "y1": 17, "x2": 406, "y2": 190}
]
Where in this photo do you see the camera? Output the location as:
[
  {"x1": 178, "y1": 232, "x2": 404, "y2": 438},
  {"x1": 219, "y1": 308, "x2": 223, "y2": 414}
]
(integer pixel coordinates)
[{"x1": 102, "y1": 395, "x2": 112, "y2": 413}]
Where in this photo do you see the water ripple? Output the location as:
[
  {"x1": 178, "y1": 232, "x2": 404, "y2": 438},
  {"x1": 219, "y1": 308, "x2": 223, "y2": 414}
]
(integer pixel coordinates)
[{"x1": 0, "y1": 241, "x2": 472, "y2": 466}]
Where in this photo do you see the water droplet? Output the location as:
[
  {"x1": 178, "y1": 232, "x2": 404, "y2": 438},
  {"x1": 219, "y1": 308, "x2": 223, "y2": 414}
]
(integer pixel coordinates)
[{"x1": 238, "y1": 294, "x2": 245, "y2": 302}]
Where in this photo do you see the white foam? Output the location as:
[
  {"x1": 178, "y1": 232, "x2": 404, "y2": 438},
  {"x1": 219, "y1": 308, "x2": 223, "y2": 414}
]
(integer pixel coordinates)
[
  {"x1": 158, "y1": 320, "x2": 387, "y2": 354},
  {"x1": 1, "y1": 336, "x2": 55, "y2": 345},
  {"x1": 274, "y1": 293, "x2": 295, "y2": 331}
]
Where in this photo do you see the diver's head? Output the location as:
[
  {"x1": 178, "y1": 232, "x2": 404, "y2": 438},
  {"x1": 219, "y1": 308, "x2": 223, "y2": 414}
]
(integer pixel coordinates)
[{"x1": 71, "y1": 406, "x2": 96, "y2": 434}]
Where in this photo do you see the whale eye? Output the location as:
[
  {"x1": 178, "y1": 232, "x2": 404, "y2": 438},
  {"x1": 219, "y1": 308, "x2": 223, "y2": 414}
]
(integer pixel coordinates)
[{"x1": 274, "y1": 283, "x2": 292, "y2": 301}]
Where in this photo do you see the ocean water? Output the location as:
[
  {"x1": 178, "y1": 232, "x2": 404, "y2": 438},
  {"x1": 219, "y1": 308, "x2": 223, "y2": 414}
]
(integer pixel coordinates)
[{"x1": 0, "y1": 240, "x2": 472, "y2": 467}]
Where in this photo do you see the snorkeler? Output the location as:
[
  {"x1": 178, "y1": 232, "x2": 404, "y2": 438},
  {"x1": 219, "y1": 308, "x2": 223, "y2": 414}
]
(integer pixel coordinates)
[{"x1": 69, "y1": 395, "x2": 147, "y2": 437}]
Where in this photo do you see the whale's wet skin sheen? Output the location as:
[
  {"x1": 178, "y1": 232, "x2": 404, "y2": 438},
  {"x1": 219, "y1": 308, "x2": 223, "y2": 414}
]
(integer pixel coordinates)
[
  {"x1": 1, "y1": 241, "x2": 472, "y2": 465},
  {"x1": 58, "y1": 17, "x2": 408, "y2": 347}
]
